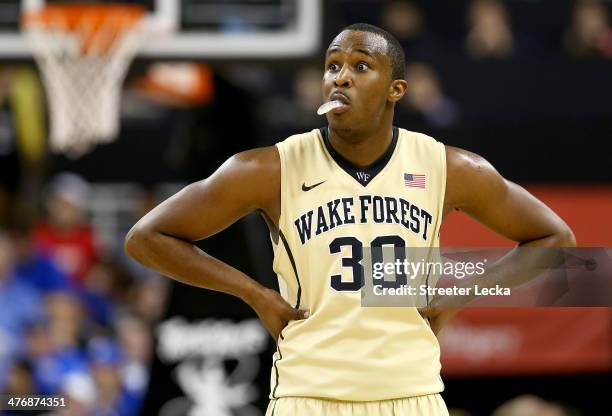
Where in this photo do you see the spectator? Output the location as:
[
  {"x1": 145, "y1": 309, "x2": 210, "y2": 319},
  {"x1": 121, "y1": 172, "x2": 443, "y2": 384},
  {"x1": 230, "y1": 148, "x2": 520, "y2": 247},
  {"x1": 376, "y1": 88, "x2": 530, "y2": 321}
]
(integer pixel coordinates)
[
  {"x1": 293, "y1": 67, "x2": 325, "y2": 126},
  {"x1": 24, "y1": 322, "x2": 51, "y2": 364},
  {"x1": 4, "y1": 360, "x2": 35, "y2": 396},
  {"x1": 116, "y1": 314, "x2": 152, "y2": 413},
  {"x1": 381, "y1": 1, "x2": 424, "y2": 42},
  {"x1": 32, "y1": 173, "x2": 99, "y2": 285},
  {"x1": 25, "y1": 321, "x2": 96, "y2": 416},
  {"x1": 129, "y1": 276, "x2": 169, "y2": 324},
  {"x1": 59, "y1": 372, "x2": 98, "y2": 416},
  {"x1": 401, "y1": 63, "x2": 460, "y2": 128},
  {"x1": 2, "y1": 361, "x2": 38, "y2": 416},
  {"x1": 380, "y1": 1, "x2": 442, "y2": 61},
  {"x1": 9, "y1": 220, "x2": 71, "y2": 294},
  {"x1": 88, "y1": 337, "x2": 142, "y2": 416},
  {"x1": 466, "y1": 0, "x2": 515, "y2": 59},
  {"x1": 81, "y1": 262, "x2": 120, "y2": 328},
  {"x1": 31, "y1": 293, "x2": 90, "y2": 394},
  {"x1": 259, "y1": 66, "x2": 323, "y2": 130},
  {"x1": 565, "y1": 0, "x2": 612, "y2": 58},
  {"x1": 0, "y1": 231, "x2": 44, "y2": 368}
]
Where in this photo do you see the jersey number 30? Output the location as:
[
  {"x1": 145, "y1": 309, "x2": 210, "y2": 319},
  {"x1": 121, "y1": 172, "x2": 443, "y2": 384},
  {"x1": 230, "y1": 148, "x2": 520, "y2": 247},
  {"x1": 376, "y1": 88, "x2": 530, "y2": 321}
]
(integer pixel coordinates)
[{"x1": 329, "y1": 235, "x2": 407, "y2": 291}]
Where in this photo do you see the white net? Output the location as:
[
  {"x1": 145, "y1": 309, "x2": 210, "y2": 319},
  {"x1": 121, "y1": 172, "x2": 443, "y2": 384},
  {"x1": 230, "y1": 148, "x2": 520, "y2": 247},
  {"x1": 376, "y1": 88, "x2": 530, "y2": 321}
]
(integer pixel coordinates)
[{"x1": 24, "y1": 12, "x2": 146, "y2": 157}]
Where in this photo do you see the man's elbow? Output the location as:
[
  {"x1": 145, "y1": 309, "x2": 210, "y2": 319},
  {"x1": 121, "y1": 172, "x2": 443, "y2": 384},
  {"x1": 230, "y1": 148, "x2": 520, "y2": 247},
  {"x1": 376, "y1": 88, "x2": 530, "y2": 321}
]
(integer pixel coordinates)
[
  {"x1": 124, "y1": 224, "x2": 153, "y2": 263},
  {"x1": 556, "y1": 226, "x2": 577, "y2": 248}
]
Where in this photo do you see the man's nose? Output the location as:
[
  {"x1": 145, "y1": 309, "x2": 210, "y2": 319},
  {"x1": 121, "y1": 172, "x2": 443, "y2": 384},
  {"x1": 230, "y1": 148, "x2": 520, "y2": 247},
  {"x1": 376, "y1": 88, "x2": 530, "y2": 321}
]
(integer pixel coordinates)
[{"x1": 334, "y1": 65, "x2": 352, "y2": 87}]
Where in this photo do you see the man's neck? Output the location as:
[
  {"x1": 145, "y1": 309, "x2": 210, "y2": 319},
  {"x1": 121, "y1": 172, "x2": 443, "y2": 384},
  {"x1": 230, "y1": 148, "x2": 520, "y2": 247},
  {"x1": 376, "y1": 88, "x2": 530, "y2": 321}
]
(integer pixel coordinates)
[{"x1": 328, "y1": 123, "x2": 394, "y2": 168}]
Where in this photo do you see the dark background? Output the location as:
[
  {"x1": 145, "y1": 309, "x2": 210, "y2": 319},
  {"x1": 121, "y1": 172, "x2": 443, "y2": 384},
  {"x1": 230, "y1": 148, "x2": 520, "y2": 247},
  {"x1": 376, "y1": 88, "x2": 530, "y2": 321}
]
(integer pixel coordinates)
[{"x1": 0, "y1": 1, "x2": 610, "y2": 415}]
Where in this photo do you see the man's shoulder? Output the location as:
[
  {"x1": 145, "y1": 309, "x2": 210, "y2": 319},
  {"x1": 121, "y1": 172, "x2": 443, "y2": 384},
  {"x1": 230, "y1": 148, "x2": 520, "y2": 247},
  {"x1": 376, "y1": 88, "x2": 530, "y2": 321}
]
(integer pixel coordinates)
[
  {"x1": 443, "y1": 145, "x2": 502, "y2": 209},
  {"x1": 274, "y1": 128, "x2": 324, "y2": 162},
  {"x1": 277, "y1": 128, "x2": 322, "y2": 146},
  {"x1": 208, "y1": 146, "x2": 281, "y2": 209},
  {"x1": 397, "y1": 127, "x2": 442, "y2": 145},
  {"x1": 230, "y1": 145, "x2": 280, "y2": 175},
  {"x1": 444, "y1": 146, "x2": 487, "y2": 173}
]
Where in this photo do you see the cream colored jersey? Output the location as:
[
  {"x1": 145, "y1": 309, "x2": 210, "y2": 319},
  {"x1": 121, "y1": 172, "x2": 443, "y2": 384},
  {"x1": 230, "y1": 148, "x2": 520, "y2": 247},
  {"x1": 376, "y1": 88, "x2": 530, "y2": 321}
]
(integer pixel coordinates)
[{"x1": 270, "y1": 126, "x2": 446, "y2": 402}]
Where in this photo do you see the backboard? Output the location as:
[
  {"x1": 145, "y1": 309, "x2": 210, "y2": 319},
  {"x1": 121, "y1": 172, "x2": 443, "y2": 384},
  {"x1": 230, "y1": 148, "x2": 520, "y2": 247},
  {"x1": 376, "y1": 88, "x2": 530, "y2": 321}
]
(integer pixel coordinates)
[{"x1": 0, "y1": 0, "x2": 322, "y2": 58}]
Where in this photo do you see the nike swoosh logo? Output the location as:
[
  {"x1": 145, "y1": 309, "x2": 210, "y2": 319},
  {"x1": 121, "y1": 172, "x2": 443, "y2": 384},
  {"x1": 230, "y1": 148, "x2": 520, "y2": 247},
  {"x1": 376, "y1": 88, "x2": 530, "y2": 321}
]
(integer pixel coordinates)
[{"x1": 302, "y1": 180, "x2": 326, "y2": 191}]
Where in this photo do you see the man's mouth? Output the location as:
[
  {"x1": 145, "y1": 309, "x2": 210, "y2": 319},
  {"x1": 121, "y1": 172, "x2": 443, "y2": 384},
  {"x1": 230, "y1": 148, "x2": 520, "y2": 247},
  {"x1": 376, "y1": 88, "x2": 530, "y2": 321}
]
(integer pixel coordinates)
[
  {"x1": 330, "y1": 91, "x2": 350, "y2": 105},
  {"x1": 316, "y1": 92, "x2": 350, "y2": 115},
  {"x1": 317, "y1": 100, "x2": 349, "y2": 115}
]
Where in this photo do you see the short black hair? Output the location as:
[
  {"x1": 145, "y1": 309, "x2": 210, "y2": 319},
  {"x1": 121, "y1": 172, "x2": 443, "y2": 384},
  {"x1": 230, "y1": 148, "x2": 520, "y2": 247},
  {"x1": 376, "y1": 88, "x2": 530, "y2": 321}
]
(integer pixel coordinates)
[{"x1": 340, "y1": 23, "x2": 405, "y2": 81}]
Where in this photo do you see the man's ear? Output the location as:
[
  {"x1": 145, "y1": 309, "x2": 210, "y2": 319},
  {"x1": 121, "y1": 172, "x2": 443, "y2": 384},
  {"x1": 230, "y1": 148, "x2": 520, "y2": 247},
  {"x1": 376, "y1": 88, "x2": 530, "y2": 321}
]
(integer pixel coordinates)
[{"x1": 388, "y1": 79, "x2": 408, "y2": 104}]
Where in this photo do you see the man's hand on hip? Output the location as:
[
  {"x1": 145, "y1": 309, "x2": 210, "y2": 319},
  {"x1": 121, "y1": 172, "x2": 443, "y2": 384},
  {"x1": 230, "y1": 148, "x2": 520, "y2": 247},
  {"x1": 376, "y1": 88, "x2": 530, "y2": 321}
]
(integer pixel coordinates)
[{"x1": 250, "y1": 287, "x2": 309, "y2": 342}]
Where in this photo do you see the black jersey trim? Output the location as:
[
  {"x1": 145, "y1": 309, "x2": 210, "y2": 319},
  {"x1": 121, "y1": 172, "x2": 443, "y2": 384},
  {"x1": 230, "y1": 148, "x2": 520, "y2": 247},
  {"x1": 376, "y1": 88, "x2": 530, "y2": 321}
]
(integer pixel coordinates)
[
  {"x1": 271, "y1": 344, "x2": 283, "y2": 399},
  {"x1": 320, "y1": 126, "x2": 399, "y2": 187},
  {"x1": 279, "y1": 230, "x2": 302, "y2": 309},
  {"x1": 272, "y1": 231, "x2": 300, "y2": 400},
  {"x1": 425, "y1": 267, "x2": 431, "y2": 306},
  {"x1": 424, "y1": 267, "x2": 432, "y2": 326}
]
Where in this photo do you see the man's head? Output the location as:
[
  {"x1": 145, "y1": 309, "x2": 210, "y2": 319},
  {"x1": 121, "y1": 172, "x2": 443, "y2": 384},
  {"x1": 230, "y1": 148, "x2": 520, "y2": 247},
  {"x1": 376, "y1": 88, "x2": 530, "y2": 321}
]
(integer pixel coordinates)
[
  {"x1": 342, "y1": 23, "x2": 406, "y2": 81},
  {"x1": 323, "y1": 23, "x2": 407, "y2": 136},
  {"x1": 45, "y1": 173, "x2": 90, "y2": 229}
]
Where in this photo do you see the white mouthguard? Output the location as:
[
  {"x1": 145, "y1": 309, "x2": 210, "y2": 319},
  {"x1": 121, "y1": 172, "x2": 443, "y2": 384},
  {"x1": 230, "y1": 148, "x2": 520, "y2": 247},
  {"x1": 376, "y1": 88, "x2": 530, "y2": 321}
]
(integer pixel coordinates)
[{"x1": 317, "y1": 100, "x2": 344, "y2": 115}]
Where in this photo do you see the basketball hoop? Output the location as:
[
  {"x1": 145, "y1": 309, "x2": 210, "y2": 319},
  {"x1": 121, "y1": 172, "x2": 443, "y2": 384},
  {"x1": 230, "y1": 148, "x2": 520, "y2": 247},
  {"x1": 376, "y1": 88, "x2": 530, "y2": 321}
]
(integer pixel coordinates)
[{"x1": 22, "y1": 4, "x2": 148, "y2": 157}]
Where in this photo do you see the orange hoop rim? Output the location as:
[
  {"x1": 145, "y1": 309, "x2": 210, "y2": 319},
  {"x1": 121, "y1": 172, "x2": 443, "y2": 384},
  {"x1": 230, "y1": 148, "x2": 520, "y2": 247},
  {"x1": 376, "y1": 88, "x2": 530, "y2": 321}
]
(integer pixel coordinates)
[
  {"x1": 22, "y1": 4, "x2": 147, "y2": 53},
  {"x1": 22, "y1": 3, "x2": 146, "y2": 31}
]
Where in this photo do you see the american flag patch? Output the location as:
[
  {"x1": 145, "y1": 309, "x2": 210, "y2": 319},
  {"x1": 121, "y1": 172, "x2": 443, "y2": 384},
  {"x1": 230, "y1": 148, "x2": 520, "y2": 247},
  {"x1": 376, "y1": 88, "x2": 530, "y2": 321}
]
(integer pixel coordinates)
[{"x1": 404, "y1": 173, "x2": 426, "y2": 188}]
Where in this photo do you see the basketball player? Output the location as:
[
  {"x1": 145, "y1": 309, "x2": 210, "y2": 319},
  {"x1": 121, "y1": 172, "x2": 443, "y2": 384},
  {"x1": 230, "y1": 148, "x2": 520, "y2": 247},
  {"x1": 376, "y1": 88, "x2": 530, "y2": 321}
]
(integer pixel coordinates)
[{"x1": 125, "y1": 24, "x2": 575, "y2": 415}]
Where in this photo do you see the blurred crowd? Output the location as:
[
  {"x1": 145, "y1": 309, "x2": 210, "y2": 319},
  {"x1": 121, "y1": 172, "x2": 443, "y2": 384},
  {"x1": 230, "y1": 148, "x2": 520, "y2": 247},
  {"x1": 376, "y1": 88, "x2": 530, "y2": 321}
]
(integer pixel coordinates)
[
  {"x1": 384, "y1": 0, "x2": 612, "y2": 60},
  {"x1": 258, "y1": 0, "x2": 612, "y2": 137},
  {"x1": 0, "y1": 173, "x2": 169, "y2": 416},
  {"x1": 0, "y1": 1, "x2": 609, "y2": 415}
]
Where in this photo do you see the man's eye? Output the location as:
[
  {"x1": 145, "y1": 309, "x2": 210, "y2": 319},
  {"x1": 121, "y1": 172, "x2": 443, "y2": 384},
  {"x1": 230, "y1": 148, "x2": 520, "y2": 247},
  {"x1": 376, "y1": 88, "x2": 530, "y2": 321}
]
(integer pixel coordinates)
[
  {"x1": 328, "y1": 63, "x2": 340, "y2": 71},
  {"x1": 357, "y1": 63, "x2": 369, "y2": 71}
]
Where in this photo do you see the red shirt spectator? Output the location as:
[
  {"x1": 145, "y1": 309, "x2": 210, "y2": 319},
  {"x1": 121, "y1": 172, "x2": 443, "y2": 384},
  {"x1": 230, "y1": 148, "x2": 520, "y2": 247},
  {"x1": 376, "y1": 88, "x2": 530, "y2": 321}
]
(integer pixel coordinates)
[
  {"x1": 33, "y1": 222, "x2": 97, "y2": 284},
  {"x1": 33, "y1": 173, "x2": 99, "y2": 284}
]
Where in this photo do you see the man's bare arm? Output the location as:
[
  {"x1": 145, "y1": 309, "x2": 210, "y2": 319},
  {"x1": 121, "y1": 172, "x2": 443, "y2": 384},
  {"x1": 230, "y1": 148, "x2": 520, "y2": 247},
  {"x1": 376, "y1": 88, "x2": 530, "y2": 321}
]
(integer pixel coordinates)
[
  {"x1": 444, "y1": 146, "x2": 575, "y2": 247},
  {"x1": 124, "y1": 146, "x2": 307, "y2": 340},
  {"x1": 422, "y1": 146, "x2": 576, "y2": 333}
]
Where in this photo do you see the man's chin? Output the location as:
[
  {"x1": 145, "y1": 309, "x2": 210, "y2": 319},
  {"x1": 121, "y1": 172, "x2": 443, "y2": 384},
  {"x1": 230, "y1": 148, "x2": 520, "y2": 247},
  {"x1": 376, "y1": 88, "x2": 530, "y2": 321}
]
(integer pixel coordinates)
[
  {"x1": 327, "y1": 122, "x2": 357, "y2": 139},
  {"x1": 327, "y1": 116, "x2": 353, "y2": 130}
]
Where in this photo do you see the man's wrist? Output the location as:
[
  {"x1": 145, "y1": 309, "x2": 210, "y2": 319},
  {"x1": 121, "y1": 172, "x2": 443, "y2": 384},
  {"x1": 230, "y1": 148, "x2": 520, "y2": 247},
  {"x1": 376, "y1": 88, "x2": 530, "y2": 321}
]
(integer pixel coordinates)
[{"x1": 240, "y1": 279, "x2": 267, "y2": 309}]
